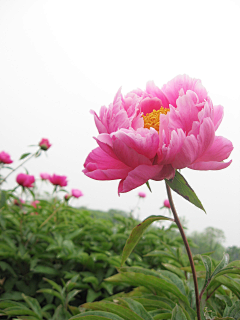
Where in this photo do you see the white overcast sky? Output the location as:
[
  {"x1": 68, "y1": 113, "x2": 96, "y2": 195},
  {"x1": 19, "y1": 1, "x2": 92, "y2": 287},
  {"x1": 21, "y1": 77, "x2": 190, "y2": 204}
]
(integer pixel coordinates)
[{"x1": 0, "y1": 0, "x2": 239, "y2": 247}]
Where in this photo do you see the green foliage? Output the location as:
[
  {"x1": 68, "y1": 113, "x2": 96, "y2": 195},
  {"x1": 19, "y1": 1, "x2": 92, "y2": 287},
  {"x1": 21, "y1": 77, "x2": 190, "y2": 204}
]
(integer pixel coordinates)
[{"x1": 165, "y1": 171, "x2": 205, "y2": 212}]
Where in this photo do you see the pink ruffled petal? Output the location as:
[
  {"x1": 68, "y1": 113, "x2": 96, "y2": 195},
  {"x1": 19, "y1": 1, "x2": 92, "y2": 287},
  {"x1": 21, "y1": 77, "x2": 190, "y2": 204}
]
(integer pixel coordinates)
[
  {"x1": 213, "y1": 105, "x2": 224, "y2": 130},
  {"x1": 146, "y1": 81, "x2": 170, "y2": 109},
  {"x1": 152, "y1": 164, "x2": 175, "y2": 181},
  {"x1": 113, "y1": 127, "x2": 159, "y2": 159},
  {"x1": 162, "y1": 74, "x2": 208, "y2": 108},
  {"x1": 172, "y1": 134, "x2": 199, "y2": 169},
  {"x1": 112, "y1": 137, "x2": 152, "y2": 168},
  {"x1": 188, "y1": 160, "x2": 232, "y2": 170},
  {"x1": 118, "y1": 164, "x2": 164, "y2": 194},
  {"x1": 169, "y1": 90, "x2": 200, "y2": 134},
  {"x1": 139, "y1": 97, "x2": 163, "y2": 115},
  {"x1": 90, "y1": 109, "x2": 108, "y2": 134},
  {"x1": 196, "y1": 117, "x2": 215, "y2": 158},
  {"x1": 158, "y1": 128, "x2": 186, "y2": 164},
  {"x1": 83, "y1": 147, "x2": 131, "y2": 180},
  {"x1": 194, "y1": 136, "x2": 233, "y2": 163}
]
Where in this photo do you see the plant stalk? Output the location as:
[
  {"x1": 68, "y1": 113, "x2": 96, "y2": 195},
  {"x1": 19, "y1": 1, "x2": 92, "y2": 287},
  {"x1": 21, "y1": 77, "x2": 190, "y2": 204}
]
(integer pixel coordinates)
[{"x1": 165, "y1": 182, "x2": 201, "y2": 320}]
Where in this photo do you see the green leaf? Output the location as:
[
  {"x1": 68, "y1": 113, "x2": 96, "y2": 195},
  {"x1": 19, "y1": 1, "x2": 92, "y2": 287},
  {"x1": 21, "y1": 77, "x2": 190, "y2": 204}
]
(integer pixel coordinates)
[
  {"x1": 22, "y1": 294, "x2": 42, "y2": 319},
  {"x1": 201, "y1": 255, "x2": 212, "y2": 289},
  {"x1": 162, "y1": 263, "x2": 185, "y2": 279},
  {"x1": 82, "y1": 302, "x2": 145, "y2": 320},
  {"x1": 153, "y1": 314, "x2": 172, "y2": 319},
  {"x1": 211, "y1": 253, "x2": 229, "y2": 278},
  {"x1": 86, "y1": 289, "x2": 102, "y2": 303},
  {"x1": 121, "y1": 298, "x2": 153, "y2": 320},
  {"x1": 121, "y1": 215, "x2": 174, "y2": 266},
  {"x1": 37, "y1": 289, "x2": 63, "y2": 301},
  {"x1": 19, "y1": 153, "x2": 31, "y2": 160},
  {"x1": 105, "y1": 272, "x2": 189, "y2": 306},
  {"x1": 32, "y1": 265, "x2": 59, "y2": 275},
  {"x1": 146, "y1": 181, "x2": 152, "y2": 192},
  {"x1": 70, "y1": 315, "x2": 123, "y2": 320},
  {"x1": 0, "y1": 191, "x2": 7, "y2": 208},
  {"x1": 171, "y1": 305, "x2": 188, "y2": 320},
  {"x1": 223, "y1": 300, "x2": 240, "y2": 318},
  {"x1": 131, "y1": 298, "x2": 172, "y2": 311},
  {"x1": 70, "y1": 311, "x2": 125, "y2": 319},
  {"x1": 165, "y1": 171, "x2": 205, "y2": 212},
  {"x1": 43, "y1": 277, "x2": 63, "y2": 293}
]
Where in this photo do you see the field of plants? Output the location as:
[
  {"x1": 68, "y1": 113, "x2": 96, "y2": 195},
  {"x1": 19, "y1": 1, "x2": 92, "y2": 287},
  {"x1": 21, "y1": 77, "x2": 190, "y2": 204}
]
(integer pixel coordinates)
[{"x1": 0, "y1": 139, "x2": 239, "y2": 320}]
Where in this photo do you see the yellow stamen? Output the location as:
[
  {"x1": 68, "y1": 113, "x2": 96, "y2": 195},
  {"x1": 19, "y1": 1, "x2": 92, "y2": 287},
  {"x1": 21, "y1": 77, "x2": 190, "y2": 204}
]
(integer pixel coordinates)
[{"x1": 142, "y1": 107, "x2": 170, "y2": 132}]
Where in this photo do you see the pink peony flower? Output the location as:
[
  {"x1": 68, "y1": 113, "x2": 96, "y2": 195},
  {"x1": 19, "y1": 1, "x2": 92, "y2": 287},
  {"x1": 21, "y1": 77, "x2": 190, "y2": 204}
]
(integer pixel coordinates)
[
  {"x1": 49, "y1": 174, "x2": 68, "y2": 187},
  {"x1": 0, "y1": 151, "x2": 13, "y2": 164},
  {"x1": 16, "y1": 173, "x2": 35, "y2": 188},
  {"x1": 31, "y1": 200, "x2": 40, "y2": 209},
  {"x1": 163, "y1": 199, "x2": 171, "y2": 208},
  {"x1": 39, "y1": 138, "x2": 51, "y2": 151},
  {"x1": 40, "y1": 173, "x2": 50, "y2": 180},
  {"x1": 138, "y1": 192, "x2": 146, "y2": 198},
  {"x1": 83, "y1": 75, "x2": 233, "y2": 194},
  {"x1": 71, "y1": 189, "x2": 83, "y2": 198}
]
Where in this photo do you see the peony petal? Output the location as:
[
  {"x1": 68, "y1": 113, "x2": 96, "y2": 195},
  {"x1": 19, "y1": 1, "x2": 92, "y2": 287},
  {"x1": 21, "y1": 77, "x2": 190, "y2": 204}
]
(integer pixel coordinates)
[
  {"x1": 113, "y1": 127, "x2": 159, "y2": 159},
  {"x1": 213, "y1": 105, "x2": 224, "y2": 130},
  {"x1": 139, "y1": 97, "x2": 163, "y2": 115},
  {"x1": 112, "y1": 137, "x2": 152, "y2": 168},
  {"x1": 195, "y1": 117, "x2": 215, "y2": 158},
  {"x1": 158, "y1": 128, "x2": 186, "y2": 164},
  {"x1": 146, "y1": 81, "x2": 170, "y2": 109},
  {"x1": 152, "y1": 164, "x2": 175, "y2": 181},
  {"x1": 162, "y1": 74, "x2": 208, "y2": 108},
  {"x1": 83, "y1": 147, "x2": 131, "y2": 180},
  {"x1": 118, "y1": 164, "x2": 164, "y2": 194},
  {"x1": 172, "y1": 134, "x2": 199, "y2": 169},
  {"x1": 169, "y1": 90, "x2": 200, "y2": 134},
  {"x1": 194, "y1": 136, "x2": 233, "y2": 163},
  {"x1": 91, "y1": 109, "x2": 108, "y2": 134},
  {"x1": 188, "y1": 160, "x2": 232, "y2": 170}
]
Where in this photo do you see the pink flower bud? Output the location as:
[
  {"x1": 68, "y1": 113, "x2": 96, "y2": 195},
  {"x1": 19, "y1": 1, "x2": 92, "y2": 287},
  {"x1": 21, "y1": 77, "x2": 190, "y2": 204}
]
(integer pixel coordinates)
[
  {"x1": 16, "y1": 173, "x2": 35, "y2": 188},
  {"x1": 163, "y1": 199, "x2": 171, "y2": 208},
  {"x1": 0, "y1": 151, "x2": 13, "y2": 164},
  {"x1": 138, "y1": 192, "x2": 146, "y2": 198},
  {"x1": 39, "y1": 138, "x2": 51, "y2": 151},
  {"x1": 31, "y1": 200, "x2": 40, "y2": 209},
  {"x1": 49, "y1": 174, "x2": 68, "y2": 187},
  {"x1": 64, "y1": 194, "x2": 71, "y2": 201},
  {"x1": 40, "y1": 173, "x2": 50, "y2": 180},
  {"x1": 71, "y1": 189, "x2": 83, "y2": 198}
]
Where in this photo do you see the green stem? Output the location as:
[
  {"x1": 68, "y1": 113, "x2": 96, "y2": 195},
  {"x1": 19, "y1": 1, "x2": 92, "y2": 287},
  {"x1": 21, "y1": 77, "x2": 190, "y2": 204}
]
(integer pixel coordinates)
[
  {"x1": 165, "y1": 182, "x2": 201, "y2": 320},
  {"x1": 1, "y1": 151, "x2": 39, "y2": 184}
]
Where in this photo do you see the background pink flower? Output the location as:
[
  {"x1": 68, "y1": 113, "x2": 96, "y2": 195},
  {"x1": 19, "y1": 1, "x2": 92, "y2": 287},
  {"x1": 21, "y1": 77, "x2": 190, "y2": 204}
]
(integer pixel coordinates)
[
  {"x1": 0, "y1": 151, "x2": 13, "y2": 164},
  {"x1": 40, "y1": 173, "x2": 50, "y2": 180},
  {"x1": 31, "y1": 200, "x2": 40, "y2": 209},
  {"x1": 49, "y1": 174, "x2": 68, "y2": 187},
  {"x1": 39, "y1": 138, "x2": 51, "y2": 151},
  {"x1": 16, "y1": 173, "x2": 35, "y2": 188},
  {"x1": 71, "y1": 189, "x2": 83, "y2": 198},
  {"x1": 163, "y1": 199, "x2": 171, "y2": 208},
  {"x1": 84, "y1": 75, "x2": 233, "y2": 194},
  {"x1": 138, "y1": 192, "x2": 146, "y2": 198}
]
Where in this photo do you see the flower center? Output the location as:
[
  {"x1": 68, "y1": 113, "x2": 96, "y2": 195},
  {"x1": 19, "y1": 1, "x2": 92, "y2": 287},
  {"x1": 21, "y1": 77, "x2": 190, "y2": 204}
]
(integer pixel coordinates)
[{"x1": 142, "y1": 107, "x2": 170, "y2": 132}]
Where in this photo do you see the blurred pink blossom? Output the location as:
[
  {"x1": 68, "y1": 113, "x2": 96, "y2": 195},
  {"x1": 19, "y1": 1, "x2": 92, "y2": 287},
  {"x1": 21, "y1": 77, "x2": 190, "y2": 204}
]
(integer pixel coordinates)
[
  {"x1": 39, "y1": 138, "x2": 51, "y2": 151},
  {"x1": 0, "y1": 151, "x2": 13, "y2": 164},
  {"x1": 14, "y1": 198, "x2": 25, "y2": 206},
  {"x1": 163, "y1": 199, "x2": 171, "y2": 208},
  {"x1": 138, "y1": 192, "x2": 146, "y2": 198},
  {"x1": 16, "y1": 173, "x2": 35, "y2": 188},
  {"x1": 31, "y1": 200, "x2": 40, "y2": 209},
  {"x1": 71, "y1": 189, "x2": 83, "y2": 198},
  {"x1": 40, "y1": 173, "x2": 50, "y2": 180},
  {"x1": 49, "y1": 174, "x2": 68, "y2": 187},
  {"x1": 64, "y1": 194, "x2": 71, "y2": 201}
]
